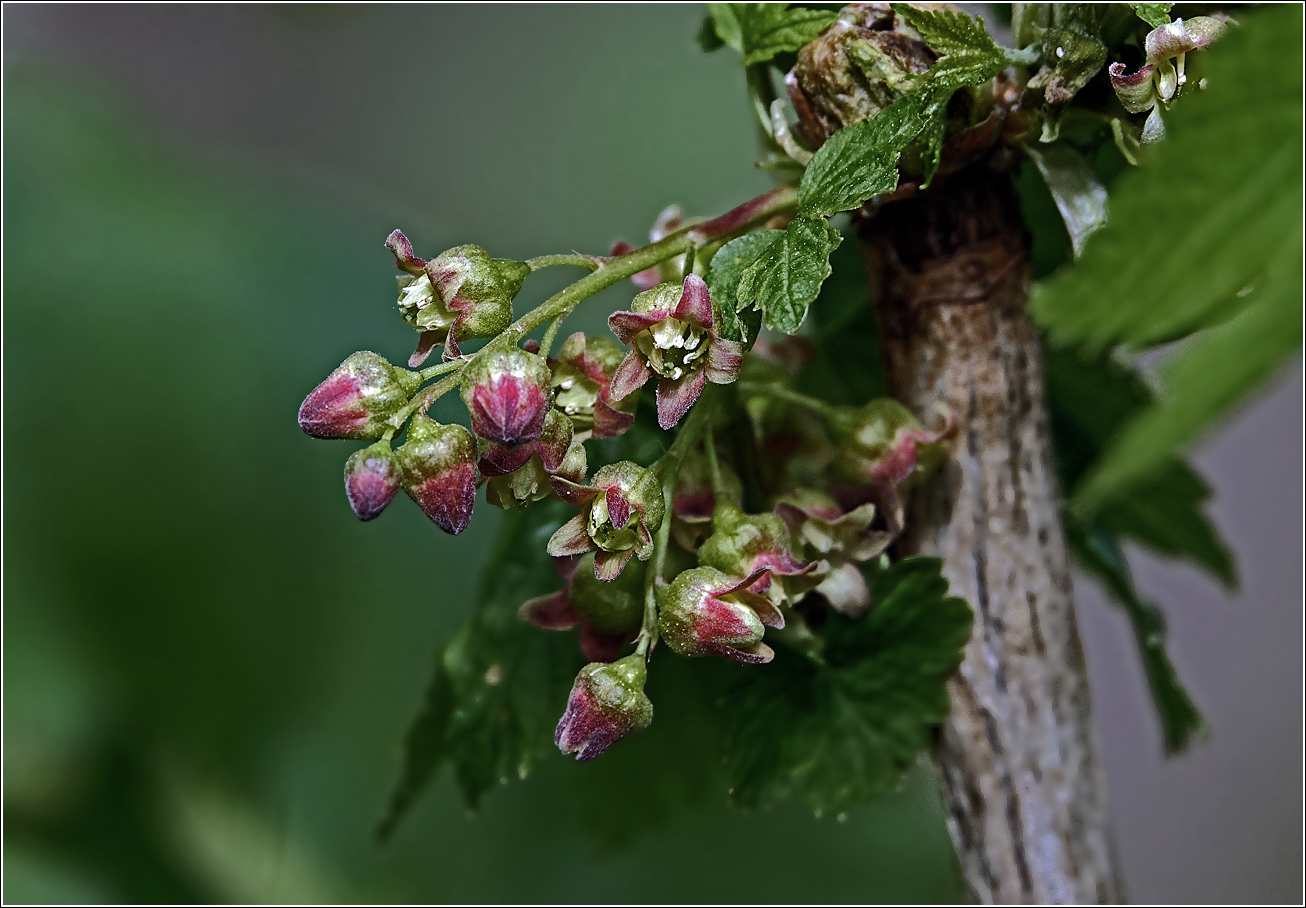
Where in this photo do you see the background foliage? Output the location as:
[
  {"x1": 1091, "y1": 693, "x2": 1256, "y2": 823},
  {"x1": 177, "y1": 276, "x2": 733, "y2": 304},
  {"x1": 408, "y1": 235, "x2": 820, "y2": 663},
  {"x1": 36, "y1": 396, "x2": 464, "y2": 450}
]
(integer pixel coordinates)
[{"x1": 3, "y1": 4, "x2": 1301, "y2": 903}]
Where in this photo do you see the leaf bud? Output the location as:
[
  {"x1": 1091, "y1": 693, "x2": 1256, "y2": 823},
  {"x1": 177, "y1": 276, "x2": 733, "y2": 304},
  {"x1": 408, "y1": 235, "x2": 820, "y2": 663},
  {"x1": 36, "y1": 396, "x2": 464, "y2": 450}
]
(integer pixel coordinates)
[
  {"x1": 343, "y1": 441, "x2": 402, "y2": 521},
  {"x1": 298, "y1": 351, "x2": 420, "y2": 440},
  {"x1": 555, "y1": 654, "x2": 653, "y2": 761},
  {"x1": 394, "y1": 415, "x2": 477, "y2": 535},
  {"x1": 658, "y1": 566, "x2": 783, "y2": 664},
  {"x1": 460, "y1": 348, "x2": 554, "y2": 446}
]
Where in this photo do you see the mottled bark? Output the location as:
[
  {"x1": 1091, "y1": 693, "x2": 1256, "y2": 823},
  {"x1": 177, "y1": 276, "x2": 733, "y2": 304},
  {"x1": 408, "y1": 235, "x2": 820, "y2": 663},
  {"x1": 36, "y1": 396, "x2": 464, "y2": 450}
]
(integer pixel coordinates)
[{"x1": 858, "y1": 169, "x2": 1121, "y2": 903}]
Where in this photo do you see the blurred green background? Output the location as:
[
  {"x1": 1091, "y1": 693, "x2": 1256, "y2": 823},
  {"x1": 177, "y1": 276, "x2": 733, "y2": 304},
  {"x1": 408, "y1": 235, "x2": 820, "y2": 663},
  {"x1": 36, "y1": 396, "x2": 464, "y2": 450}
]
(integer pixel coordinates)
[{"x1": 3, "y1": 4, "x2": 1301, "y2": 904}]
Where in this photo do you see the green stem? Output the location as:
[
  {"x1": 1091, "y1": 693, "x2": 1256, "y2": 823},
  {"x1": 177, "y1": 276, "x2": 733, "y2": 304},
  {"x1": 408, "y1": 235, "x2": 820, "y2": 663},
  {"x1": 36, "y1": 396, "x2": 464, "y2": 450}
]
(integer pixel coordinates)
[
  {"x1": 393, "y1": 370, "x2": 464, "y2": 426},
  {"x1": 539, "y1": 314, "x2": 565, "y2": 358},
  {"x1": 525, "y1": 253, "x2": 600, "y2": 273},
  {"x1": 704, "y1": 424, "x2": 725, "y2": 496},
  {"x1": 419, "y1": 358, "x2": 464, "y2": 382},
  {"x1": 737, "y1": 380, "x2": 843, "y2": 423},
  {"x1": 635, "y1": 390, "x2": 716, "y2": 657},
  {"x1": 489, "y1": 184, "x2": 799, "y2": 353}
]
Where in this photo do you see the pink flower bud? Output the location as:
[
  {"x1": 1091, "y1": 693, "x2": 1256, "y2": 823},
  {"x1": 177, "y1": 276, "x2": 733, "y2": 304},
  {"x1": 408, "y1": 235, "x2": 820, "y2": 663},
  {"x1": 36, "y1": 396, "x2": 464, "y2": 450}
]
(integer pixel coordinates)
[
  {"x1": 658, "y1": 566, "x2": 783, "y2": 664},
  {"x1": 460, "y1": 348, "x2": 553, "y2": 446},
  {"x1": 343, "y1": 441, "x2": 402, "y2": 521},
  {"x1": 395, "y1": 415, "x2": 477, "y2": 535},
  {"x1": 298, "y1": 352, "x2": 420, "y2": 440},
  {"x1": 555, "y1": 654, "x2": 653, "y2": 761}
]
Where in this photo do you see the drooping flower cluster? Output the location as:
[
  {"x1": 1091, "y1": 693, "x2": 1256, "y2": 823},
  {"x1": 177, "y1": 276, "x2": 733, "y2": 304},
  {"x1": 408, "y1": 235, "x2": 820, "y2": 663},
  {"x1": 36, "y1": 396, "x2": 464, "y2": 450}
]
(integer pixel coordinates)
[{"x1": 298, "y1": 216, "x2": 956, "y2": 765}]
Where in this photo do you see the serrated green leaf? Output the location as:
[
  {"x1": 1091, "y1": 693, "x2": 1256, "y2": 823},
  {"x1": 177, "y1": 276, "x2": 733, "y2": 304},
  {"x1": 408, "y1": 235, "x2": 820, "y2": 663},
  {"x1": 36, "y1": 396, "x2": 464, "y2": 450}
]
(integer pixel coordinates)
[
  {"x1": 709, "y1": 3, "x2": 837, "y2": 66},
  {"x1": 893, "y1": 3, "x2": 1014, "y2": 90},
  {"x1": 798, "y1": 92, "x2": 927, "y2": 217},
  {"x1": 725, "y1": 557, "x2": 971, "y2": 813},
  {"x1": 1029, "y1": 6, "x2": 1304, "y2": 512},
  {"x1": 798, "y1": 6, "x2": 1012, "y2": 216},
  {"x1": 705, "y1": 230, "x2": 784, "y2": 344},
  {"x1": 1044, "y1": 345, "x2": 1236, "y2": 588},
  {"x1": 735, "y1": 215, "x2": 842, "y2": 334},
  {"x1": 1130, "y1": 2, "x2": 1173, "y2": 29},
  {"x1": 377, "y1": 504, "x2": 580, "y2": 838},
  {"x1": 1065, "y1": 517, "x2": 1205, "y2": 755},
  {"x1": 1024, "y1": 142, "x2": 1108, "y2": 259}
]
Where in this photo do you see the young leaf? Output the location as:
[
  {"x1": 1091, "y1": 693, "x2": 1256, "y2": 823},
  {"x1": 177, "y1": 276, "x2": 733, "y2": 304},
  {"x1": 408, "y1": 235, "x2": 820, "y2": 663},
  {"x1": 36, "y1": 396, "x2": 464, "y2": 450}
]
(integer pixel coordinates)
[
  {"x1": 892, "y1": 3, "x2": 1017, "y2": 91},
  {"x1": 708, "y1": 3, "x2": 838, "y2": 66},
  {"x1": 705, "y1": 229, "x2": 784, "y2": 344},
  {"x1": 1030, "y1": 5, "x2": 1303, "y2": 512},
  {"x1": 377, "y1": 504, "x2": 581, "y2": 839},
  {"x1": 798, "y1": 6, "x2": 1014, "y2": 217},
  {"x1": 1022, "y1": 143, "x2": 1108, "y2": 259},
  {"x1": 1064, "y1": 517, "x2": 1205, "y2": 755},
  {"x1": 1129, "y1": 3, "x2": 1173, "y2": 29},
  {"x1": 725, "y1": 557, "x2": 971, "y2": 813},
  {"x1": 1044, "y1": 344, "x2": 1236, "y2": 588},
  {"x1": 735, "y1": 214, "x2": 842, "y2": 334}
]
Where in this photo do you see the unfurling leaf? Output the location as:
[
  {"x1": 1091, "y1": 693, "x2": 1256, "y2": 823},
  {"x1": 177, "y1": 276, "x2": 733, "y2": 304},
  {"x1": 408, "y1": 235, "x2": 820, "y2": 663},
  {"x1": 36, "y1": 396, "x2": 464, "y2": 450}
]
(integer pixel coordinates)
[
  {"x1": 707, "y1": 3, "x2": 837, "y2": 66},
  {"x1": 1023, "y1": 143, "x2": 1109, "y2": 259},
  {"x1": 725, "y1": 557, "x2": 971, "y2": 813},
  {"x1": 735, "y1": 215, "x2": 842, "y2": 334}
]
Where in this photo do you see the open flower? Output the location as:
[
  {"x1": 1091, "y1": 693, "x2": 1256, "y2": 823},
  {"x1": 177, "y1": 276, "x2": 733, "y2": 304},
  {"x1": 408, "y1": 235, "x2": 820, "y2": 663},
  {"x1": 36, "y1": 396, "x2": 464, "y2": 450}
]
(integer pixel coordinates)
[
  {"x1": 555, "y1": 655, "x2": 653, "y2": 761},
  {"x1": 774, "y1": 488, "x2": 891, "y2": 616},
  {"x1": 658, "y1": 566, "x2": 785, "y2": 664},
  {"x1": 519, "y1": 553, "x2": 644, "y2": 662},
  {"x1": 549, "y1": 332, "x2": 639, "y2": 440},
  {"x1": 1109, "y1": 16, "x2": 1227, "y2": 143},
  {"x1": 386, "y1": 230, "x2": 529, "y2": 365},
  {"x1": 608, "y1": 274, "x2": 743, "y2": 429},
  {"x1": 546, "y1": 461, "x2": 666, "y2": 581}
]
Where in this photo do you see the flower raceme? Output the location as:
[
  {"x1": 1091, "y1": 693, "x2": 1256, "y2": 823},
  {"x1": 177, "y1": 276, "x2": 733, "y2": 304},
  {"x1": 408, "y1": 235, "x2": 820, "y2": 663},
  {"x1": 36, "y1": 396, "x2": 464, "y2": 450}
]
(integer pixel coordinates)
[{"x1": 608, "y1": 273, "x2": 743, "y2": 430}]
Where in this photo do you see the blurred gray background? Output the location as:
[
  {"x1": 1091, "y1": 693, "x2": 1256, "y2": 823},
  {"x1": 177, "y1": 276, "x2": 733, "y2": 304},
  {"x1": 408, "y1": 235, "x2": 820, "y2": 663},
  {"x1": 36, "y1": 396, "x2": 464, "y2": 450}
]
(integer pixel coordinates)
[{"x1": 4, "y1": 4, "x2": 1301, "y2": 903}]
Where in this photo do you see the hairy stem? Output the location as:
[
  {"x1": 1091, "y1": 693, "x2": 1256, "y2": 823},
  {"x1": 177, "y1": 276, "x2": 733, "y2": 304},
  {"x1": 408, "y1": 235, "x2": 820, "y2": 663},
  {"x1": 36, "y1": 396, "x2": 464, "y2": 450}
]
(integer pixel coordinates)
[{"x1": 858, "y1": 169, "x2": 1121, "y2": 904}]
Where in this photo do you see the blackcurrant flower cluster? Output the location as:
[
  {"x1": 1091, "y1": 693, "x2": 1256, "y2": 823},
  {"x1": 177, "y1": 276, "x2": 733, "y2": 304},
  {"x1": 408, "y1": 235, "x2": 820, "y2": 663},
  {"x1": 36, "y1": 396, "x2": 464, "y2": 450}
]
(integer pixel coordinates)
[{"x1": 297, "y1": 199, "x2": 952, "y2": 762}]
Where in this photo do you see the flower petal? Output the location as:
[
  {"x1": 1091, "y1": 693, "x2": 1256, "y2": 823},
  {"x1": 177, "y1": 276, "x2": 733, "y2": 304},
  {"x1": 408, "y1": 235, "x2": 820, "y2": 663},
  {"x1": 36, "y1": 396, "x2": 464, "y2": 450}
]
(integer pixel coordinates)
[
  {"x1": 656, "y1": 370, "x2": 708, "y2": 430},
  {"x1": 816, "y1": 561, "x2": 871, "y2": 617},
  {"x1": 673, "y1": 273, "x2": 713, "y2": 330},
  {"x1": 385, "y1": 229, "x2": 427, "y2": 275},
  {"x1": 1108, "y1": 61, "x2": 1159, "y2": 114},
  {"x1": 408, "y1": 329, "x2": 443, "y2": 368},
  {"x1": 605, "y1": 488, "x2": 631, "y2": 530},
  {"x1": 591, "y1": 398, "x2": 636, "y2": 440},
  {"x1": 608, "y1": 311, "x2": 662, "y2": 345},
  {"x1": 706, "y1": 640, "x2": 775, "y2": 665},
  {"x1": 547, "y1": 513, "x2": 595, "y2": 557},
  {"x1": 579, "y1": 626, "x2": 628, "y2": 662},
  {"x1": 705, "y1": 337, "x2": 744, "y2": 384},
  {"x1": 519, "y1": 590, "x2": 581, "y2": 630},
  {"x1": 594, "y1": 547, "x2": 634, "y2": 582},
  {"x1": 609, "y1": 350, "x2": 652, "y2": 402}
]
